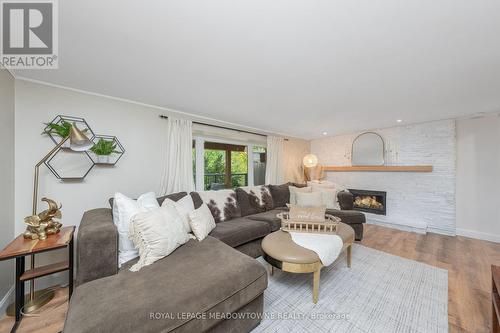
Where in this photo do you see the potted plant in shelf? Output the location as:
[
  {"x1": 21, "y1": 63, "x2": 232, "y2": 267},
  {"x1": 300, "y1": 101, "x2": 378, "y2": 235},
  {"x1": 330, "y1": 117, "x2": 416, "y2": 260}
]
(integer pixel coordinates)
[
  {"x1": 90, "y1": 138, "x2": 119, "y2": 164},
  {"x1": 43, "y1": 121, "x2": 88, "y2": 148}
]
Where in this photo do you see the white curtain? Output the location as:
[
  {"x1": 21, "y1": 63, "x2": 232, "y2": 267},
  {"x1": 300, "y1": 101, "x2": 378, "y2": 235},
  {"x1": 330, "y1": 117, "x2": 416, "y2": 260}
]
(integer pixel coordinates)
[
  {"x1": 159, "y1": 117, "x2": 195, "y2": 194},
  {"x1": 265, "y1": 136, "x2": 285, "y2": 185}
]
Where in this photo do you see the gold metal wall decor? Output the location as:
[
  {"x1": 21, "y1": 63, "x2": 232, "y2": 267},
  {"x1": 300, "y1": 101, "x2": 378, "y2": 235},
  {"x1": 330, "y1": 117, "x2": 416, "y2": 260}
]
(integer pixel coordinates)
[{"x1": 23, "y1": 198, "x2": 63, "y2": 240}]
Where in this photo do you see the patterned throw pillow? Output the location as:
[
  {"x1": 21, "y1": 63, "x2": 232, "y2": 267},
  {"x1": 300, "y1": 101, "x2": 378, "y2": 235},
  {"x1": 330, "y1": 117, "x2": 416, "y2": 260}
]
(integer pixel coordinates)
[
  {"x1": 196, "y1": 190, "x2": 241, "y2": 223},
  {"x1": 236, "y1": 186, "x2": 274, "y2": 216}
]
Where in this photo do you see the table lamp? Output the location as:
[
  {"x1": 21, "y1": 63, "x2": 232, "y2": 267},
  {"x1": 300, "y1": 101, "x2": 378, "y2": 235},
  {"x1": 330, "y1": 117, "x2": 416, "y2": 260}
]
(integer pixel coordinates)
[{"x1": 303, "y1": 154, "x2": 324, "y2": 181}]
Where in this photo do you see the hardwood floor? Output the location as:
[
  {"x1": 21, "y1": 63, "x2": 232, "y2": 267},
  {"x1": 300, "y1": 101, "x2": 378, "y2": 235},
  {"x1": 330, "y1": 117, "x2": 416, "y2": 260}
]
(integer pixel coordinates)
[
  {"x1": 361, "y1": 224, "x2": 500, "y2": 333},
  {"x1": 0, "y1": 287, "x2": 67, "y2": 333},
  {"x1": 0, "y1": 223, "x2": 499, "y2": 333}
]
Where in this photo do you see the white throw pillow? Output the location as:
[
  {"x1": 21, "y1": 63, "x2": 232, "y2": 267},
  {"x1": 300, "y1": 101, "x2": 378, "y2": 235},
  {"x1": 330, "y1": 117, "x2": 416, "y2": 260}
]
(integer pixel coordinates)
[
  {"x1": 295, "y1": 191, "x2": 323, "y2": 207},
  {"x1": 112, "y1": 192, "x2": 159, "y2": 267},
  {"x1": 128, "y1": 205, "x2": 190, "y2": 272},
  {"x1": 318, "y1": 190, "x2": 339, "y2": 209},
  {"x1": 162, "y1": 195, "x2": 195, "y2": 233},
  {"x1": 289, "y1": 186, "x2": 312, "y2": 205},
  {"x1": 308, "y1": 183, "x2": 342, "y2": 209},
  {"x1": 309, "y1": 181, "x2": 348, "y2": 193},
  {"x1": 188, "y1": 204, "x2": 216, "y2": 241}
]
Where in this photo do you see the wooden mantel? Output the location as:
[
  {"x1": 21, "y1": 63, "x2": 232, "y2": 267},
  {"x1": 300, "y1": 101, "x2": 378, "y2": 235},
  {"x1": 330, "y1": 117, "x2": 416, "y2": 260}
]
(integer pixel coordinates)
[{"x1": 323, "y1": 165, "x2": 433, "y2": 172}]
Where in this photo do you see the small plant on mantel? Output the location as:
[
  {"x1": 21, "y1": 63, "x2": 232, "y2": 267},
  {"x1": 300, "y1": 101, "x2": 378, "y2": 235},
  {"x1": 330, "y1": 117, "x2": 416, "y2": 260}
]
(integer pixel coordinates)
[{"x1": 90, "y1": 138, "x2": 119, "y2": 164}]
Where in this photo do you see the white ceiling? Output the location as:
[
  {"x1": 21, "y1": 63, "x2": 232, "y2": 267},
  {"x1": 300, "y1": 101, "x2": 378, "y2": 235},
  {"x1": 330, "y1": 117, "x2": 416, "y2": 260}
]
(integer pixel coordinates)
[{"x1": 14, "y1": 0, "x2": 500, "y2": 139}]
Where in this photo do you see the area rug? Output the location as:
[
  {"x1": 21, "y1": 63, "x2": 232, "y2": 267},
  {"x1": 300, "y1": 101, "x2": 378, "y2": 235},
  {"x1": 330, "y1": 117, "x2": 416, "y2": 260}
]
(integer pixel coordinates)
[{"x1": 253, "y1": 244, "x2": 448, "y2": 333}]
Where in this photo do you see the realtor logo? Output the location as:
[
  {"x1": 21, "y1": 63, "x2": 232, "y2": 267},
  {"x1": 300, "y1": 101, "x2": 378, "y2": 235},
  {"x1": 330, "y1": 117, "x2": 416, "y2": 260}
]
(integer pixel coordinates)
[{"x1": 1, "y1": 0, "x2": 58, "y2": 69}]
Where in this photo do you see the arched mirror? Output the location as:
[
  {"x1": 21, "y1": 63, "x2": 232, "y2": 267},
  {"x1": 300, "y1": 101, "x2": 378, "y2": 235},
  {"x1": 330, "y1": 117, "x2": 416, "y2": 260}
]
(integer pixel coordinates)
[{"x1": 351, "y1": 132, "x2": 385, "y2": 166}]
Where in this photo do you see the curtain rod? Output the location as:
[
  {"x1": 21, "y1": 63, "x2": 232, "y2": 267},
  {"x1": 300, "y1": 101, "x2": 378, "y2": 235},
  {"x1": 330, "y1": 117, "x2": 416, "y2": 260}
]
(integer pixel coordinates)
[{"x1": 159, "y1": 115, "x2": 288, "y2": 141}]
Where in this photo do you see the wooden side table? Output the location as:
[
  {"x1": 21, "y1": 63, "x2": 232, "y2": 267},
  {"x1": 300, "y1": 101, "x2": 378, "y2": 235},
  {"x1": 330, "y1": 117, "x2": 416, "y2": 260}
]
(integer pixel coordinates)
[{"x1": 0, "y1": 226, "x2": 75, "y2": 333}]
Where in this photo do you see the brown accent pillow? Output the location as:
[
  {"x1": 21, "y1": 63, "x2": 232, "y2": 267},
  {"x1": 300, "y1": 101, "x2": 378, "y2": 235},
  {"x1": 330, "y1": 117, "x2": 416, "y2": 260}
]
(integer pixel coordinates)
[
  {"x1": 269, "y1": 183, "x2": 291, "y2": 208},
  {"x1": 291, "y1": 182, "x2": 308, "y2": 188},
  {"x1": 157, "y1": 192, "x2": 189, "y2": 206},
  {"x1": 288, "y1": 204, "x2": 326, "y2": 222},
  {"x1": 190, "y1": 191, "x2": 204, "y2": 209}
]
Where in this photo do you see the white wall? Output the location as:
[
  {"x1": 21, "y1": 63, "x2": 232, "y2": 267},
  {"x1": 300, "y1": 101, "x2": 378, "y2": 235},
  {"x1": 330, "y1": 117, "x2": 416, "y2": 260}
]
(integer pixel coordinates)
[
  {"x1": 311, "y1": 120, "x2": 456, "y2": 235},
  {"x1": 456, "y1": 115, "x2": 500, "y2": 242},
  {"x1": 0, "y1": 68, "x2": 15, "y2": 311}
]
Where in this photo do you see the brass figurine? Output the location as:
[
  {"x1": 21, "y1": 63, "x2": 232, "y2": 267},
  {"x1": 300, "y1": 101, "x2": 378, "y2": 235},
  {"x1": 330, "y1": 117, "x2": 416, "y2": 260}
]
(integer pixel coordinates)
[{"x1": 24, "y1": 198, "x2": 63, "y2": 240}]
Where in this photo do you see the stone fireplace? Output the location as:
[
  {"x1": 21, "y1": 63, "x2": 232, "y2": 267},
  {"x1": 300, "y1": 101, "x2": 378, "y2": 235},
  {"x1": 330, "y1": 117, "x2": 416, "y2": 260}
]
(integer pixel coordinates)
[
  {"x1": 349, "y1": 189, "x2": 387, "y2": 215},
  {"x1": 311, "y1": 120, "x2": 456, "y2": 234}
]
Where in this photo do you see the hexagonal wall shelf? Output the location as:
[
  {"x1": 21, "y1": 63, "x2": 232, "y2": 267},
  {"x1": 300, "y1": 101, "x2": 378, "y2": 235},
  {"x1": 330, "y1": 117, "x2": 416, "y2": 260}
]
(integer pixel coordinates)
[
  {"x1": 45, "y1": 149, "x2": 95, "y2": 180},
  {"x1": 88, "y1": 135, "x2": 125, "y2": 166},
  {"x1": 43, "y1": 115, "x2": 95, "y2": 148}
]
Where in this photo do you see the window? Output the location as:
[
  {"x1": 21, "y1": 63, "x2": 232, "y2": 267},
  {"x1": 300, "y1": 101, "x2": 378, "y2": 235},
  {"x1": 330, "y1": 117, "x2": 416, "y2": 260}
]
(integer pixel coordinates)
[
  {"x1": 203, "y1": 142, "x2": 248, "y2": 190},
  {"x1": 252, "y1": 146, "x2": 266, "y2": 185},
  {"x1": 192, "y1": 138, "x2": 266, "y2": 191}
]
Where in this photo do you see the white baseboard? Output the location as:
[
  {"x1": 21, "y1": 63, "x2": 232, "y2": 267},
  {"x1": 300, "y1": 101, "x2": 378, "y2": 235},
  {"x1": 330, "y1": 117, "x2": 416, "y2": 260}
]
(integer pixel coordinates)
[
  {"x1": 456, "y1": 228, "x2": 500, "y2": 243},
  {"x1": 426, "y1": 225, "x2": 456, "y2": 236},
  {"x1": 368, "y1": 220, "x2": 500, "y2": 243},
  {"x1": 0, "y1": 286, "x2": 14, "y2": 316},
  {"x1": 366, "y1": 219, "x2": 455, "y2": 237},
  {"x1": 366, "y1": 219, "x2": 427, "y2": 234}
]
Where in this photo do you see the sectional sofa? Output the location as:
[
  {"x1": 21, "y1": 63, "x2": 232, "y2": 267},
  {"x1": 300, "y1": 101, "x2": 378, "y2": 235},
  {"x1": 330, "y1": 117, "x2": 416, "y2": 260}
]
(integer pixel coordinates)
[{"x1": 63, "y1": 184, "x2": 365, "y2": 333}]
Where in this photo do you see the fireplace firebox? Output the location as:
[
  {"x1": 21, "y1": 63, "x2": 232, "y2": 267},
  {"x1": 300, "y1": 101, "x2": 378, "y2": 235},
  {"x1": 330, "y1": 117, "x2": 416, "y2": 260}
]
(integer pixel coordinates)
[{"x1": 349, "y1": 189, "x2": 387, "y2": 215}]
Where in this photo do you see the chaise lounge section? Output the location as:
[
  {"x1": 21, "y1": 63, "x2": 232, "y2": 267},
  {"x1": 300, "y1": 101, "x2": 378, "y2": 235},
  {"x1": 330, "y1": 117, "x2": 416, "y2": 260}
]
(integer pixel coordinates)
[{"x1": 67, "y1": 199, "x2": 267, "y2": 333}]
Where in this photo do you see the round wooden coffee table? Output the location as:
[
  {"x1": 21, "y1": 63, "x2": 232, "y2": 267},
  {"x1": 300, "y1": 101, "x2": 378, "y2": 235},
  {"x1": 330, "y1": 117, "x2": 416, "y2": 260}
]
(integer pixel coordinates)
[{"x1": 262, "y1": 222, "x2": 355, "y2": 303}]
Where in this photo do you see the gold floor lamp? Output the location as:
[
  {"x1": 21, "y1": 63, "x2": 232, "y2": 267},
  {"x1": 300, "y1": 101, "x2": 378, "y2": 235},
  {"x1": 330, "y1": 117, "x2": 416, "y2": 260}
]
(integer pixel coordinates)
[{"x1": 19, "y1": 124, "x2": 93, "y2": 313}]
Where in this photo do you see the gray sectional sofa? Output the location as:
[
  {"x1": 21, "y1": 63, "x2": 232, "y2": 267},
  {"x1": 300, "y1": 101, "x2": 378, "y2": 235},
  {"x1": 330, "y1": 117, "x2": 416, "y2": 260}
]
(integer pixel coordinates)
[{"x1": 64, "y1": 184, "x2": 365, "y2": 333}]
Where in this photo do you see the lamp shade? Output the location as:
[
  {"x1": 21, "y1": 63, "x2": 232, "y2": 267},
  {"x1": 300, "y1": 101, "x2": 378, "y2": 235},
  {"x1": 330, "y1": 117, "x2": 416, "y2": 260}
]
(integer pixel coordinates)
[
  {"x1": 69, "y1": 125, "x2": 94, "y2": 152},
  {"x1": 303, "y1": 154, "x2": 318, "y2": 168}
]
